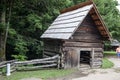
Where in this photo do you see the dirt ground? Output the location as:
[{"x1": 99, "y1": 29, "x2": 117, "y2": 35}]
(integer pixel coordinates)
[
  {"x1": 21, "y1": 56, "x2": 120, "y2": 80},
  {"x1": 72, "y1": 56, "x2": 120, "y2": 80},
  {"x1": 48, "y1": 56, "x2": 120, "y2": 80}
]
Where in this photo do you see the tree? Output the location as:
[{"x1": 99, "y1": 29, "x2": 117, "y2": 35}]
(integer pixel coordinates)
[
  {"x1": 94, "y1": 0, "x2": 120, "y2": 40},
  {"x1": 0, "y1": 0, "x2": 13, "y2": 61},
  {"x1": 5, "y1": 0, "x2": 73, "y2": 60},
  {"x1": 1, "y1": 0, "x2": 120, "y2": 61}
]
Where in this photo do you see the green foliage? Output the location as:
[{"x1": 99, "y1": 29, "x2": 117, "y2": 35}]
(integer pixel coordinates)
[
  {"x1": 1, "y1": 0, "x2": 120, "y2": 60},
  {"x1": 26, "y1": 14, "x2": 42, "y2": 32},
  {"x1": 104, "y1": 41, "x2": 112, "y2": 51},
  {"x1": 72, "y1": 0, "x2": 86, "y2": 4},
  {"x1": 0, "y1": 23, "x2": 5, "y2": 33},
  {"x1": 26, "y1": 38, "x2": 43, "y2": 59},
  {"x1": 0, "y1": 67, "x2": 6, "y2": 75},
  {"x1": 104, "y1": 51, "x2": 116, "y2": 57},
  {"x1": 12, "y1": 55, "x2": 27, "y2": 61},
  {"x1": 5, "y1": 0, "x2": 74, "y2": 60},
  {"x1": 94, "y1": 0, "x2": 120, "y2": 41},
  {"x1": 104, "y1": 51, "x2": 116, "y2": 55},
  {"x1": 102, "y1": 58, "x2": 114, "y2": 69},
  {"x1": 11, "y1": 35, "x2": 28, "y2": 61},
  {"x1": 15, "y1": 36, "x2": 28, "y2": 55}
]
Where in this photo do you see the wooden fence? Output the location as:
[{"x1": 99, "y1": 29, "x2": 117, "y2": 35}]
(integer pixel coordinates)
[
  {"x1": 0, "y1": 55, "x2": 60, "y2": 75},
  {"x1": 0, "y1": 60, "x2": 16, "y2": 75}
]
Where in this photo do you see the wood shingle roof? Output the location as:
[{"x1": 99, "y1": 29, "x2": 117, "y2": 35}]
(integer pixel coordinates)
[{"x1": 41, "y1": 1, "x2": 111, "y2": 40}]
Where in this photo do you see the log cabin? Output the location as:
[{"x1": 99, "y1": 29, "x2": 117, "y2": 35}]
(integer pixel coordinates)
[{"x1": 41, "y1": 1, "x2": 111, "y2": 69}]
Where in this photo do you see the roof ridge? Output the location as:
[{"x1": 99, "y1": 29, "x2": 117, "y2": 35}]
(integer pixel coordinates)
[{"x1": 60, "y1": 1, "x2": 93, "y2": 14}]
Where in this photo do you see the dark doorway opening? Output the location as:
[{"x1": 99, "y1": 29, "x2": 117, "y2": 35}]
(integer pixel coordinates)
[{"x1": 80, "y1": 51, "x2": 91, "y2": 65}]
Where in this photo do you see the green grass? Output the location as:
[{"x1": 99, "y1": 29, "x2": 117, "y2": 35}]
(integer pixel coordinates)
[
  {"x1": 104, "y1": 51, "x2": 116, "y2": 55},
  {"x1": 0, "y1": 51, "x2": 116, "y2": 80},
  {"x1": 2, "y1": 69, "x2": 74, "y2": 80},
  {"x1": 102, "y1": 58, "x2": 114, "y2": 69},
  {"x1": 102, "y1": 51, "x2": 115, "y2": 69}
]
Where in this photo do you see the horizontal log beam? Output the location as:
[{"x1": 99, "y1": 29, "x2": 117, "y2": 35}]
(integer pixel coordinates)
[
  {"x1": 16, "y1": 64, "x2": 57, "y2": 70},
  {"x1": 0, "y1": 64, "x2": 6, "y2": 68},
  {"x1": 16, "y1": 60, "x2": 58, "y2": 66},
  {"x1": 15, "y1": 55, "x2": 59, "y2": 64},
  {"x1": 44, "y1": 51, "x2": 57, "y2": 56},
  {"x1": 63, "y1": 42, "x2": 102, "y2": 47}
]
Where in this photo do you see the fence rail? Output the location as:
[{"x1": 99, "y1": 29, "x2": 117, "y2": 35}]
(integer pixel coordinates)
[{"x1": 0, "y1": 55, "x2": 60, "y2": 75}]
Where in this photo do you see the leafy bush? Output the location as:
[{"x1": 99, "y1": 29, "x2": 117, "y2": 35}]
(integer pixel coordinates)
[
  {"x1": 12, "y1": 54, "x2": 27, "y2": 61},
  {"x1": 0, "y1": 67, "x2": 7, "y2": 75},
  {"x1": 11, "y1": 35, "x2": 28, "y2": 61}
]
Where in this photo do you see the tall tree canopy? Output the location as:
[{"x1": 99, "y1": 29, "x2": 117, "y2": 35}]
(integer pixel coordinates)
[
  {"x1": 1, "y1": 0, "x2": 73, "y2": 61},
  {"x1": 0, "y1": 0, "x2": 120, "y2": 61}
]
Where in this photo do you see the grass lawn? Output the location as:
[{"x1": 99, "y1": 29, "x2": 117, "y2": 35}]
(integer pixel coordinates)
[
  {"x1": 104, "y1": 51, "x2": 116, "y2": 55},
  {"x1": 2, "y1": 69, "x2": 75, "y2": 80},
  {"x1": 102, "y1": 51, "x2": 115, "y2": 69},
  {"x1": 0, "y1": 51, "x2": 116, "y2": 80},
  {"x1": 102, "y1": 58, "x2": 114, "y2": 69}
]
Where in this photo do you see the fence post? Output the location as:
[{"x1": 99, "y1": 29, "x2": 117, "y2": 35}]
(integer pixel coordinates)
[
  {"x1": 57, "y1": 56, "x2": 60, "y2": 69},
  {"x1": 6, "y1": 63, "x2": 11, "y2": 76}
]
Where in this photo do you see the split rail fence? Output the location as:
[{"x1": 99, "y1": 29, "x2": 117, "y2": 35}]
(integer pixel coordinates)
[{"x1": 0, "y1": 55, "x2": 60, "y2": 75}]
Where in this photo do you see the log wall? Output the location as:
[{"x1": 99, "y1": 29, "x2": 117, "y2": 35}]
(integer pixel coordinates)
[
  {"x1": 43, "y1": 39, "x2": 62, "y2": 58},
  {"x1": 63, "y1": 14, "x2": 104, "y2": 68}
]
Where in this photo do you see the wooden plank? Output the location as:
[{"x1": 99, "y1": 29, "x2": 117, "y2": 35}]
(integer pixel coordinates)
[
  {"x1": 0, "y1": 60, "x2": 16, "y2": 66},
  {"x1": 55, "y1": 15, "x2": 85, "y2": 22},
  {"x1": 73, "y1": 31, "x2": 100, "y2": 36},
  {"x1": 46, "y1": 27, "x2": 75, "y2": 33},
  {"x1": 0, "y1": 64, "x2": 6, "y2": 68},
  {"x1": 90, "y1": 48, "x2": 94, "y2": 67},
  {"x1": 51, "y1": 20, "x2": 81, "y2": 26},
  {"x1": 73, "y1": 35, "x2": 101, "y2": 40},
  {"x1": 16, "y1": 64, "x2": 57, "y2": 70},
  {"x1": 10, "y1": 69, "x2": 16, "y2": 73},
  {"x1": 60, "y1": 6, "x2": 90, "y2": 17},
  {"x1": 44, "y1": 49, "x2": 59, "y2": 55},
  {"x1": 92, "y1": 48, "x2": 95, "y2": 60},
  {"x1": 54, "y1": 14, "x2": 85, "y2": 23},
  {"x1": 44, "y1": 51, "x2": 57, "y2": 56},
  {"x1": 92, "y1": 62, "x2": 102, "y2": 65},
  {"x1": 42, "y1": 33, "x2": 71, "y2": 39},
  {"x1": 90, "y1": 58, "x2": 102, "y2": 62},
  {"x1": 49, "y1": 22, "x2": 79, "y2": 29},
  {"x1": 48, "y1": 26, "x2": 76, "y2": 29},
  {"x1": 94, "y1": 48, "x2": 103, "y2": 51},
  {"x1": 63, "y1": 42, "x2": 102, "y2": 47},
  {"x1": 15, "y1": 55, "x2": 59, "y2": 64},
  {"x1": 43, "y1": 54, "x2": 50, "y2": 58},
  {"x1": 57, "y1": 56, "x2": 60, "y2": 69},
  {"x1": 78, "y1": 50, "x2": 80, "y2": 69},
  {"x1": 16, "y1": 60, "x2": 58, "y2": 66},
  {"x1": 64, "y1": 39, "x2": 102, "y2": 43}
]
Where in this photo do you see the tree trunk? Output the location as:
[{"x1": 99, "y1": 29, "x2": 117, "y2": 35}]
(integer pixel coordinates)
[
  {"x1": 0, "y1": 8, "x2": 6, "y2": 61},
  {"x1": 0, "y1": 0, "x2": 13, "y2": 61}
]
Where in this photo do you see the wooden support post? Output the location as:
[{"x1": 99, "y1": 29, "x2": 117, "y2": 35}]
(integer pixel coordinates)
[
  {"x1": 6, "y1": 63, "x2": 11, "y2": 76},
  {"x1": 91, "y1": 48, "x2": 95, "y2": 68},
  {"x1": 78, "y1": 49, "x2": 80, "y2": 69},
  {"x1": 57, "y1": 56, "x2": 60, "y2": 69}
]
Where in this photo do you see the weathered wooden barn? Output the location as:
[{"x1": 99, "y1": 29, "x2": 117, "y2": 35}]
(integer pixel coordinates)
[{"x1": 41, "y1": 1, "x2": 111, "y2": 69}]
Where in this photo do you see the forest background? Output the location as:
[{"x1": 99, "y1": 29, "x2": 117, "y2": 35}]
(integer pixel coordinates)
[{"x1": 0, "y1": 0, "x2": 120, "y2": 61}]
